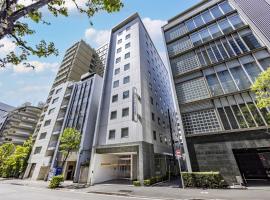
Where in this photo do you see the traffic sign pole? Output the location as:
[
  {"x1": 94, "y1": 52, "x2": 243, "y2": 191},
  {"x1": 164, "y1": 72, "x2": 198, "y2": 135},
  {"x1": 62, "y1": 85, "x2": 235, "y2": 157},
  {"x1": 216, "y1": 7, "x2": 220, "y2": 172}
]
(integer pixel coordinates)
[{"x1": 175, "y1": 149, "x2": 185, "y2": 189}]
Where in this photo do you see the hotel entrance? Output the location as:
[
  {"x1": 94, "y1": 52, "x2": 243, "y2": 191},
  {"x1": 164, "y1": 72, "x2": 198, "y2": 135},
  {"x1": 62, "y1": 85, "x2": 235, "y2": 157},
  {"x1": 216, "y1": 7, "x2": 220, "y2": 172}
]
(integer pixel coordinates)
[
  {"x1": 118, "y1": 155, "x2": 131, "y2": 179},
  {"x1": 233, "y1": 147, "x2": 270, "y2": 185}
]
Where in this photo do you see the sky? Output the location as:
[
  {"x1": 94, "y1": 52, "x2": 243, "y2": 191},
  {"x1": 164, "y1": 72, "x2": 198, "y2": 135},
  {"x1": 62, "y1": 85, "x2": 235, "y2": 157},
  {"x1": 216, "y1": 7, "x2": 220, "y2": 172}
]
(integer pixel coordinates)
[{"x1": 0, "y1": 0, "x2": 200, "y2": 107}]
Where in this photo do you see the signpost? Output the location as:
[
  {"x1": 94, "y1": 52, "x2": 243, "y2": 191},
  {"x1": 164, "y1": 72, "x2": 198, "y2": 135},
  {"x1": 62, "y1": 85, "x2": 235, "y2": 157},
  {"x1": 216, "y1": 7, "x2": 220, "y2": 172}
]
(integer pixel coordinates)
[{"x1": 175, "y1": 149, "x2": 185, "y2": 189}]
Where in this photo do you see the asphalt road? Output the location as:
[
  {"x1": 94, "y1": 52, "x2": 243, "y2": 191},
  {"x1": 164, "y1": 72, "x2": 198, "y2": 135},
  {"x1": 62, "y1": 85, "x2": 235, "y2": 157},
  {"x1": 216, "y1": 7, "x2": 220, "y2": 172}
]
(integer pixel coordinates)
[{"x1": 1, "y1": 181, "x2": 270, "y2": 200}]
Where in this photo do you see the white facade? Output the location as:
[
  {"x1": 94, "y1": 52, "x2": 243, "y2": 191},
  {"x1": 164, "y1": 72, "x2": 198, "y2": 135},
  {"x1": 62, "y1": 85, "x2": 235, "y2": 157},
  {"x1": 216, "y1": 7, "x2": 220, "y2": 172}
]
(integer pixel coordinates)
[{"x1": 89, "y1": 13, "x2": 177, "y2": 185}]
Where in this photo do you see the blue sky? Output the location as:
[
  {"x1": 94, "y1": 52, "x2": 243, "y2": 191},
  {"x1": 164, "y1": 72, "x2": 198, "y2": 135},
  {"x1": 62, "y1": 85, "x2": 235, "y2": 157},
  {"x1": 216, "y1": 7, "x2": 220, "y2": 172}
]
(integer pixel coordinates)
[{"x1": 0, "y1": 0, "x2": 200, "y2": 107}]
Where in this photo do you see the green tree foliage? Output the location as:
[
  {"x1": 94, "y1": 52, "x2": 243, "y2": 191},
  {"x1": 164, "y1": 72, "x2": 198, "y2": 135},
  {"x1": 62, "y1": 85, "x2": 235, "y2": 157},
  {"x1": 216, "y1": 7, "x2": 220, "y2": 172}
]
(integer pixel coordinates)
[
  {"x1": 251, "y1": 68, "x2": 270, "y2": 109},
  {"x1": 0, "y1": 137, "x2": 33, "y2": 178},
  {"x1": 59, "y1": 128, "x2": 81, "y2": 168},
  {"x1": 0, "y1": 0, "x2": 123, "y2": 68}
]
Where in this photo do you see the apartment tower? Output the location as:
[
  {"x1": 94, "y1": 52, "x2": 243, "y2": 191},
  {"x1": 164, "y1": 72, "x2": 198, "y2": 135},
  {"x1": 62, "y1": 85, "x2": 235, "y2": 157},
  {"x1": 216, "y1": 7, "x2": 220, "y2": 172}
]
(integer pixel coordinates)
[{"x1": 163, "y1": 0, "x2": 270, "y2": 185}]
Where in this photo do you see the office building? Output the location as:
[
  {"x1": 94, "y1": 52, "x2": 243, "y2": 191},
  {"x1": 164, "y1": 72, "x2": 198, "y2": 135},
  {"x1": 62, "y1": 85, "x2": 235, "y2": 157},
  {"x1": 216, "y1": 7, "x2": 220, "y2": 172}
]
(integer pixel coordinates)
[
  {"x1": 0, "y1": 105, "x2": 41, "y2": 145},
  {"x1": 89, "y1": 13, "x2": 178, "y2": 185},
  {"x1": 163, "y1": 0, "x2": 270, "y2": 185},
  {"x1": 96, "y1": 43, "x2": 109, "y2": 76},
  {"x1": 24, "y1": 41, "x2": 104, "y2": 180}
]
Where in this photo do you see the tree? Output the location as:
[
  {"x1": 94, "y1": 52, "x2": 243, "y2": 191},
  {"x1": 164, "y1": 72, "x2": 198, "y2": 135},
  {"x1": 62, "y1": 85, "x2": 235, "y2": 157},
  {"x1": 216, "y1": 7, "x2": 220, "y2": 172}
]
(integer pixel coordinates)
[
  {"x1": 0, "y1": 0, "x2": 123, "y2": 68},
  {"x1": 0, "y1": 143, "x2": 15, "y2": 176},
  {"x1": 251, "y1": 67, "x2": 270, "y2": 109},
  {"x1": 59, "y1": 128, "x2": 81, "y2": 168}
]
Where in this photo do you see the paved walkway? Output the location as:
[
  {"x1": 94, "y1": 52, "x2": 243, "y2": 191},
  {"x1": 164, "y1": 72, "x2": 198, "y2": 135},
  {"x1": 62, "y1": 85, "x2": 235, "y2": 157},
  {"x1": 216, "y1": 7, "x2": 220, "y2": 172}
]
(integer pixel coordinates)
[{"x1": 1, "y1": 178, "x2": 270, "y2": 200}]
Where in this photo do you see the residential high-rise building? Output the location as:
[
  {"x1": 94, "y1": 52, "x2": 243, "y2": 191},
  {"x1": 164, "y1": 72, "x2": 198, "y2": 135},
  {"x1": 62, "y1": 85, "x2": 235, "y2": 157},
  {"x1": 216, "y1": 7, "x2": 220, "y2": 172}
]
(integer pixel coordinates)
[
  {"x1": 0, "y1": 105, "x2": 41, "y2": 145},
  {"x1": 163, "y1": 0, "x2": 270, "y2": 185},
  {"x1": 24, "y1": 41, "x2": 104, "y2": 181},
  {"x1": 96, "y1": 43, "x2": 109, "y2": 76},
  {"x1": 89, "y1": 13, "x2": 178, "y2": 185}
]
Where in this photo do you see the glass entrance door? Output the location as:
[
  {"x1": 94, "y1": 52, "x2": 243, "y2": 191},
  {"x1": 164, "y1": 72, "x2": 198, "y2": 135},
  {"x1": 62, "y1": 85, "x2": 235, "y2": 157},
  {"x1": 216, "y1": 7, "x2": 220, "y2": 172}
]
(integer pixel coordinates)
[{"x1": 118, "y1": 155, "x2": 131, "y2": 179}]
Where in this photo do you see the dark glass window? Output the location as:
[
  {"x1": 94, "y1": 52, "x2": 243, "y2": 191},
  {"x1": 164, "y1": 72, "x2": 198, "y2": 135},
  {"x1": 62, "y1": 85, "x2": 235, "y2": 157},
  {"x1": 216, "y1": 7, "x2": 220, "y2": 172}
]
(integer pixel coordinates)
[
  {"x1": 112, "y1": 94, "x2": 118, "y2": 103},
  {"x1": 153, "y1": 131, "x2": 157, "y2": 140},
  {"x1": 201, "y1": 47, "x2": 211, "y2": 65},
  {"x1": 216, "y1": 41, "x2": 229, "y2": 59},
  {"x1": 209, "y1": 23, "x2": 222, "y2": 38},
  {"x1": 221, "y1": 38, "x2": 235, "y2": 57},
  {"x1": 206, "y1": 45, "x2": 217, "y2": 63},
  {"x1": 228, "y1": 37, "x2": 241, "y2": 54},
  {"x1": 217, "y1": 108, "x2": 231, "y2": 130},
  {"x1": 201, "y1": 10, "x2": 213, "y2": 23},
  {"x1": 109, "y1": 130, "x2": 115, "y2": 139},
  {"x1": 121, "y1": 128, "x2": 129, "y2": 138},
  {"x1": 229, "y1": 66, "x2": 251, "y2": 90},
  {"x1": 196, "y1": 49, "x2": 206, "y2": 66},
  {"x1": 228, "y1": 14, "x2": 245, "y2": 29},
  {"x1": 185, "y1": 19, "x2": 196, "y2": 31},
  {"x1": 219, "y1": 1, "x2": 234, "y2": 13},
  {"x1": 241, "y1": 31, "x2": 261, "y2": 50},
  {"x1": 224, "y1": 106, "x2": 239, "y2": 129},
  {"x1": 122, "y1": 107, "x2": 129, "y2": 117},
  {"x1": 123, "y1": 90, "x2": 129, "y2": 99},
  {"x1": 211, "y1": 44, "x2": 223, "y2": 62},
  {"x1": 218, "y1": 19, "x2": 233, "y2": 34},
  {"x1": 259, "y1": 108, "x2": 270, "y2": 125},
  {"x1": 114, "y1": 68, "x2": 120, "y2": 75},
  {"x1": 200, "y1": 28, "x2": 212, "y2": 42},
  {"x1": 206, "y1": 74, "x2": 224, "y2": 96},
  {"x1": 210, "y1": 5, "x2": 223, "y2": 18},
  {"x1": 194, "y1": 15, "x2": 205, "y2": 28},
  {"x1": 110, "y1": 111, "x2": 117, "y2": 120},
  {"x1": 247, "y1": 102, "x2": 265, "y2": 126},
  {"x1": 239, "y1": 104, "x2": 256, "y2": 127},
  {"x1": 190, "y1": 32, "x2": 202, "y2": 46},
  {"x1": 258, "y1": 57, "x2": 270, "y2": 70},
  {"x1": 243, "y1": 62, "x2": 262, "y2": 82},
  {"x1": 217, "y1": 70, "x2": 238, "y2": 93},
  {"x1": 231, "y1": 105, "x2": 248, "y2": 128},
  {"x1": 233, "y1": 34, "x2": 248, "y2": 52}
]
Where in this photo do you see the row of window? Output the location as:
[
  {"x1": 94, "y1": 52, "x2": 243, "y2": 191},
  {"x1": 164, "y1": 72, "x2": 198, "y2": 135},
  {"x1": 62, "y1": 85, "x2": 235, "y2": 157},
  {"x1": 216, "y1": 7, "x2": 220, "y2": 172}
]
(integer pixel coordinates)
[
  {"x1": 190, "y1": 14, "x2": 245, "y2": 47},
  {"x1": 117, "y1": 42, "x2": 131, "y2": 53},
  {"x1": 115, "y1": 52, "x2": 130, "y2": 63},
  {"x1": 108, "y1": 127, "x2": 129, "y2": 140},
  {"x1": 153, "y1": 130, "x2": 170, "y2": 145},
  {"x1": 110, "y1": 107, "x2": 130, "y2": 120},
  {"x1": 165, "y1": 1, "x2": 234, "y2": 42}
]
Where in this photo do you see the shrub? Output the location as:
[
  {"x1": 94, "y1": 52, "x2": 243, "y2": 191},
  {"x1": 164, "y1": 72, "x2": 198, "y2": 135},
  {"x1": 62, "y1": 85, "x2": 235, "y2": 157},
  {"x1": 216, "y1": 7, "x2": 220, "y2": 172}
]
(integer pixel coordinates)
[
  {"x1": 181, "y1": 172, "x2": 228, "y2": 189},
  {"x1": 155, "y1": 176, "x2": 162, "y2": 183},
  {"x1": 143, "y1": 179, "x2": 151, "y2": 186},
  {"x1": 150, "y1": 177, "x2": 156, "y2": 185},
  {"x1": 49, "y1": 175, "x2": 64, "y2": 189},
  {"x1": 133, "y1": 181, "x2": 141, "y2": 186}
]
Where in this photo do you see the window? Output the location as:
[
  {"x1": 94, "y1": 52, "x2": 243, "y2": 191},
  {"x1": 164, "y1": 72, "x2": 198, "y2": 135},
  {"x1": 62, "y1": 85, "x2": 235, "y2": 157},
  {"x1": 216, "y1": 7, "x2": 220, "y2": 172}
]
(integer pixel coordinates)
[
  {"x1": 228, "y1": 14, "x2": 245, "y2": 29},
  {"x1": 243, "y1": 62, "x2": 262, "y2": 82},
  {"x1": 221, "y1": 38, "x2": 235, "y2": 57},
  {"x1": 52, "y1": 97, "x2": 59, "y2": 104},
  {"x1": 229, "y1": 66, "x2": 251, "y2": 90},
  {"x1": 123, "y1": 76, "x2": 130, "y2": 84},
  {"x1": 116, "y1": 57, "x2": 121, "y2": 63},
  {"x1": 211, "y1": 44, "x2": 223, "y2": 62},
  {"x1": 125, "y1": 34, "x2": 130, "y2": 39},
  {"x1": 152, "y1": 112, "x2": 155, "y2": 121},
  {"x1": 190, "y1": 32, "x2": 202, "y2": 46},
  {"x1": 34, "y1": 146, "x2": 42, "y2": 154},
  {"x1": 48, "y1": 108, "x2": 55, "y2": 115},
  {"x1": 113, "y1": 80, "x2": 119, "y2": 88},
  {"x1": 39, "y1": 132, "x2": 47, "y2": 140},
  {"x1": 150, "y1": 97, "x2": 153, "y2": 105},
  {"x1": 201, "y1": 10, "x2": 213, "y2": 24},
  {"x1": 227, "y1": 36, "x2": 241, "y2": 54},
  {"x1": 108, "y1": 130, "x2": 115, "y2": 140},
  {"x1": 117, "y1": 39, "x2": 122, "y2": 44},
  {"x1": 219, "y1": 1, "x2": 234, "y2": 14},
  {"x1": 114, "y1": 68, "x2": 120, "y2": 75},
  {"x1": 209, "y1": 23, "x2": 222, "y2": 38},
  {"x1": 126, "y1": 26, "x2": 131, "y2": 31},
  {"x1": 193, "y1": 15, "x2": 204, "y2": 28},
  {"x1": 44, "y1": 120, "x2": 51, "y2": 127},
  {"x1": 117, "y1": 47, "x2": 122, "y2": 53},
  {"x1": 124, "y1": 52, "x2": 130, "y2": 59},
  {"x1": 239, "y1": 104, "x2": 256, "y2": 127},
  {"x1": 217, "y1": 107, "x2": 231, "y2": 130},
  {"x1": 55, "y1": 88, "x2": 62, "y2": 94},
  {"x1": 240, "y1": 30, "x2": 261, "y2": 50},
  {"x1": 122, "y1": 107, "x2": 129, "y2": 117},
  {"x1": 153, "y1": 131, "x2": 157, "y2": 140},
  {"x1": 110, "y1": 111, "x2": 117, "y2": 120},
  {"x1": 206, "y1": 45, "x2": 217, "y2": 63},
  {"x1": 233, "y1": 34, "x2": 248, "y2": 53},
  {"x1": 205, "y1": 74, "x2": 224, "y2": 96},
  {"x1": 210, "y1": 5, "x2": 223, "y2": 18},
  {"x1": 247, "y1": 102, "x2": 265, "y2": 126},
  {"x1": 216, "y1": 41, "x2": 229, "y2": 59},
  {"x1": 121, "y1": 127, "x2": 129, "y2": 138},
  {"x1": 218, "y1": 19, "x2": 233, "y2": 34},
  {"x1": 200, "y1": 28, "x2": 212, "y2": 42},
  {"x1": 112, "y1": 94, "x2": 118, "y2": 103},
  {"x1": 217, "y1": 70, "x2": 238, "y2": 93},
  {"x1": 118, "y1": 31, "x2": 123, "y2": 36},
  {"x1": 123, "y1": 90, "x2": 129, "y2": 99},
  {"x1": 124, "y1": 63, "x2": 130, "y2": 71},
  {"x1": 224, "y1": 106, "x2": 239, "y2": 129},
  {"x1": 258, "y1": 57, "x2": 270, "y2": 70},
  {"x1": 125, "y1": 43, "x2": 130, "y2": 49},
  {"x1": 231, "y1": 105, "x2": 248, "y2": 128},
  {"x1": 185, "y1": 19, "x2": 196, "y2": 31}
]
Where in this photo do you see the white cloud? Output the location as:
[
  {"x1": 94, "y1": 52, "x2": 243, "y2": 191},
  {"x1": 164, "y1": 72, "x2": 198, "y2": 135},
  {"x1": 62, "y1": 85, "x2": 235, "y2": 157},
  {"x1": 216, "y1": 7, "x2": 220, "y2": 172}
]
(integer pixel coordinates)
[
  {"x1": 0, "y1": 38, "x2": 16, "y2": 56},
  {"x1": 13, "y1": 61, "x2": 58, "y2": 73},
  {"x1": 85, "y1": 28, "x2": 110, "y2": 47},
  {"x1": 142, "y1": 17, "x2": 166, "y2": 43}
]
